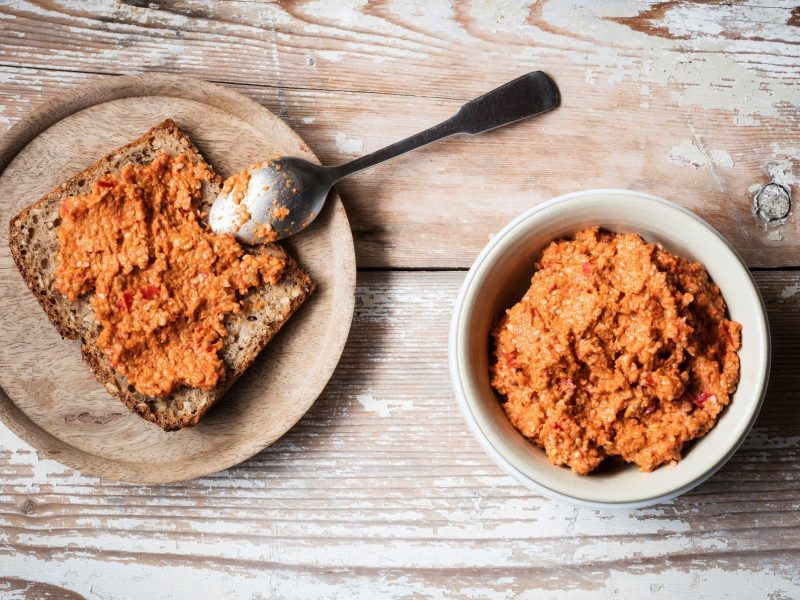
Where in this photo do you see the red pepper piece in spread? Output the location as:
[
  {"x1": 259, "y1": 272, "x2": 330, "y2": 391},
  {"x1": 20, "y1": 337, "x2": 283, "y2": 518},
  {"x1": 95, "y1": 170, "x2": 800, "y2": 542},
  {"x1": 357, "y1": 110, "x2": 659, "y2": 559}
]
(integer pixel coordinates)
[
  {"x1": 140, "y1": 285, "x2": 160, "y2": 300},
  {"x1": 693, "y1": 391, "x2": 713, "y2": 406},
  {"x1": 115, "y1": 292, "x2": 133, "y2": 312},
  {"x1": 502, "y1": 351, "x2": 518, "y2": 369}
]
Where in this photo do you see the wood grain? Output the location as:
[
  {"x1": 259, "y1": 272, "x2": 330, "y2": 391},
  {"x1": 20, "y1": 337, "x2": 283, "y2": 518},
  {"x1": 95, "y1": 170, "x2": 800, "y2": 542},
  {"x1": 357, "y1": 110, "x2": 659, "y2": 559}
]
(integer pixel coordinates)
[
  {"x1": 0, "y1": 75, "x2": 356, "y2": 483},
  {"x1": 1, "y1": 1, "x2": 799, "y2": 597},
  {"x1": 0, "y1": 270, "x2": 798, "y2": 598},
  {"x1": 0, "y1": 0, "x2": 798, "y2": 269},
  {"x1": 0, "y1": 578, "x2": 85, "y2": 600}
]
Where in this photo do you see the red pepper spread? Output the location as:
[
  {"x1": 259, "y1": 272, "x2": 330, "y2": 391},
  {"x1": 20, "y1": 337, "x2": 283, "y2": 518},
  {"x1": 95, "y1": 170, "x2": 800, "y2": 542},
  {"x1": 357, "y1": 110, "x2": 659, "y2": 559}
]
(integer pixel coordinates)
[
  {"x1": 55, "y1": 152, "x2": 285, "y2": 397},
  {"x1": 491, "y1": 228, "x2": 741, "y2": 474}
]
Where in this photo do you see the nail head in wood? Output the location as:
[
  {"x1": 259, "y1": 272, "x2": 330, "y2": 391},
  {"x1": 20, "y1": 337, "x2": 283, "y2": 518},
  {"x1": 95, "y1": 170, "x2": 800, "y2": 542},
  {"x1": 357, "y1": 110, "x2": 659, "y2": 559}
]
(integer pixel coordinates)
[{"x1": 754, "y1": 183, "x2": 791, "y2": 224}]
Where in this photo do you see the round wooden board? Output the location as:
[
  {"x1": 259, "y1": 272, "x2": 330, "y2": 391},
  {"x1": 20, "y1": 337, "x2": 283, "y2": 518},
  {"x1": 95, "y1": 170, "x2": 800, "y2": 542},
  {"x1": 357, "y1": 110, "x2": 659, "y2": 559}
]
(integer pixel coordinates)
[{"x1": 0, "y1": 75, "x2": 355, "y2": 483}]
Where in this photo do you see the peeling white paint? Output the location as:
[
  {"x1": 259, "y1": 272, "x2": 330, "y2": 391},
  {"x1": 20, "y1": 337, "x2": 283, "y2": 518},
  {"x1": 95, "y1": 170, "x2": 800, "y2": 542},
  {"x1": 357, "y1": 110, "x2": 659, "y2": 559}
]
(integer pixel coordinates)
[
  {"x1": 668, "y1": 140, "x2": 734, "y2": 169},
  {"x1": 2, "y1": 0, "x2": 796, "y2": 131},
  {"x1": 746, "y1": 429, "x2": 800, "y2": 450},
  {"x1": 767, "y1": 144, "x2": 800, "y2": 189},
  {"x1": 392, "y1": 0, "x2": 472, "y2": 42},
  {"x1": 470, "y1": 0, "x2": 535, "y2": 34},
  {"x1": 603, "y1": 567, "x2": 799, "y2": 600},
  {"x1": 638, "y1": 84, "x2": 651, "y2": 108},
  {"x1": 772, "y1": 144, "x2": 800, "y2": 160},
  {"x1": 355, "y1": 392, "x2": 412, "y2": 418},
  {"x1": 334, "y1": 132, "x2": 364, "y2": 155},
  {"x1": 0, "y1": 103, "x2": 11, "y2": 130},
  {"x1": 542, "y1": 0, "x2": 798, "y2": 125},
  {"x1": 767, "y1": 160, "x2": 799, "y2": 188},
  {"x1": 1, "y1": 553, "x2": 797, "y2": 600},
  {"x1": 734, "y1": 115, "x2": 760, "y2": 127},
  {"x1": 766, "y1": 229, "x2": 784, "y2": 242},
  {"x1": 0, "y1": 424, "x2": 88, "y2": 489},
  {"x1": 317, "y1": 50, "x2": 345, "y2": 63},
  {"x1": 780, "y1": 282, "x2": 800, "y2": 299},
  {"x1": 573, "y1": 532, "x2": 729, "y2": 562},
  {"x1": 301, "y1": 116, "x2": 316, "y2": 125}
]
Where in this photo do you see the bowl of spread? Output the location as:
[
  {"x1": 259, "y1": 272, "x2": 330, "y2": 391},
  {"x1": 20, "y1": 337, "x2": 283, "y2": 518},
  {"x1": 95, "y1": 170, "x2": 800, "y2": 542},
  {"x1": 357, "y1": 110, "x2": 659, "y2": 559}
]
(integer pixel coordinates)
[{"x1": 449, "y1": 189, "x2": 770, "y2": 509}]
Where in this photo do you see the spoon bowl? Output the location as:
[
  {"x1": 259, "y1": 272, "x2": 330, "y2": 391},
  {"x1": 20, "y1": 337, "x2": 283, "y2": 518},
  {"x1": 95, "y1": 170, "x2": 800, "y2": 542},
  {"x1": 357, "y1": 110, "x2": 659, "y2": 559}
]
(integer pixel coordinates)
[{"x1": 209, "y1": 157, "x2": 334, "y2": 242}]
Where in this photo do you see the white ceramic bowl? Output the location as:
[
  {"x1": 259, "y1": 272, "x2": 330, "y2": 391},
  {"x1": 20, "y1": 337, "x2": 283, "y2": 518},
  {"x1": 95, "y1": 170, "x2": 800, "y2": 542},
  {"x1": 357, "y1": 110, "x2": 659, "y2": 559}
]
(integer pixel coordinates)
[{"x1": 449, "y1": 189, "x2": 770, "y2": 509}]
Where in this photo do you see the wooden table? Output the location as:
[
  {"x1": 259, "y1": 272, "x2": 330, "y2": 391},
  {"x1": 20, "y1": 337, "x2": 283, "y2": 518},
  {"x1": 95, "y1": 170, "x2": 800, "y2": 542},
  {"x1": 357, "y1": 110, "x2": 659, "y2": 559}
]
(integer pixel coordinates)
[{"x1": 1, "y1": 2, "x2": 798, "y2": 598}]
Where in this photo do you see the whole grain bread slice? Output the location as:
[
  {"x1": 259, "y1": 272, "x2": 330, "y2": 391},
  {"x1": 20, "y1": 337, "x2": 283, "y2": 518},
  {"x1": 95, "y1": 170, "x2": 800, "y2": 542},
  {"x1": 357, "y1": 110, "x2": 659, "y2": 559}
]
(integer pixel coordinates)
[{"x1": 8, "y1": 119, "x2": 314, "y2": 431}]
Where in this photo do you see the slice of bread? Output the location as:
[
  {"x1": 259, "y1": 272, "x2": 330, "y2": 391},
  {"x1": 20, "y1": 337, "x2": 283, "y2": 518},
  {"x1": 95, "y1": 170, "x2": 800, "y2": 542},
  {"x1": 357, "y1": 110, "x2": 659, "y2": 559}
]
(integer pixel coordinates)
[{"x1": 8, "y1": 119, "x2": 314, "y2": 431}]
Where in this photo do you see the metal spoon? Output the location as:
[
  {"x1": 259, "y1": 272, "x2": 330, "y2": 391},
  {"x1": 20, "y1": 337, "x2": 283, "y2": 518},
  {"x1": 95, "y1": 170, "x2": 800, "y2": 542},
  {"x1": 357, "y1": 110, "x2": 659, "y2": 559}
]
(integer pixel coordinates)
[{"x1": 209, "y1": 71, "x2": 560, "y2": 243}]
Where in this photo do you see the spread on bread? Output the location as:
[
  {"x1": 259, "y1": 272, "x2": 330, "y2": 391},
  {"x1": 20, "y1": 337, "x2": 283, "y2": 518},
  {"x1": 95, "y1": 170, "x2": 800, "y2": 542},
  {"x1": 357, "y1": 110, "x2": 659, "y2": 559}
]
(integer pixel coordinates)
[
  {"x1": 222, "y1": 169, "x2": 251, "y2": 205},
  {"x1": 54, "y1": 152, "x2": 285, "y2": 397},
  {"x1": 491, "y1": 228, "x2": 741, "y2": 474}
]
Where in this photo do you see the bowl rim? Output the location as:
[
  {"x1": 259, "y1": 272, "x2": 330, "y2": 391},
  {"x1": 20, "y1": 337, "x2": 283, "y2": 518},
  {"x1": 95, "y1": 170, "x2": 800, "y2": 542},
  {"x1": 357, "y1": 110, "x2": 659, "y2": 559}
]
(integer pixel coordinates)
[{"x1": 449, "y1": 188, "x2": 771, "y2": 509}]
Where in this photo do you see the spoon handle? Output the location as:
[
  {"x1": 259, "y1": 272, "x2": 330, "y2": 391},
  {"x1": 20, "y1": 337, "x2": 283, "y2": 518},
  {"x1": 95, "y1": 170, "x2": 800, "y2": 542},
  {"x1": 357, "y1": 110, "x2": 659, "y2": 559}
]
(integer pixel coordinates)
[
  {"x1": 326, "y1": 71, "x2": 559, "y2": 182},
  {"x1": 454, "y1": 70, "x2": 560, "y2": 134}
]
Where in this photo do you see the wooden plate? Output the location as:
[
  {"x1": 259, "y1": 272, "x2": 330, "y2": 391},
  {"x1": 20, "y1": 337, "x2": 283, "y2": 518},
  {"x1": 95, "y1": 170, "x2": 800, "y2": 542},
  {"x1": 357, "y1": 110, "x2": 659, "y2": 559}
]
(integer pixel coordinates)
[{"x1": 0, "y1": 75, "x2": 355, "y2": 483}]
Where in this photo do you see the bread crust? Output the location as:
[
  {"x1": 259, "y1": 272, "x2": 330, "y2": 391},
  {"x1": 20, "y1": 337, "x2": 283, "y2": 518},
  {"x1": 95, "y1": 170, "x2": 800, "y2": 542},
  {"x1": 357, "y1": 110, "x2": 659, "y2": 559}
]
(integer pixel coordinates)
[{"x1": 8, "y1": 119, "x2": 314, "y2": 431}]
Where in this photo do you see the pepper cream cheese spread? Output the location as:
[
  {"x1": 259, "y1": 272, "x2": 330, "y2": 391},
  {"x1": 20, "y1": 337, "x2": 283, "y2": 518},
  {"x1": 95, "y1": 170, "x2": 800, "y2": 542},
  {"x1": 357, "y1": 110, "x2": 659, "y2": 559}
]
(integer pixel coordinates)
[
  {"x1": 491, "y1": 228, "x2": 741, "y2": 474},
  {"x1": 55, "y1": 152, "x2": 285, "y2": 397}
]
